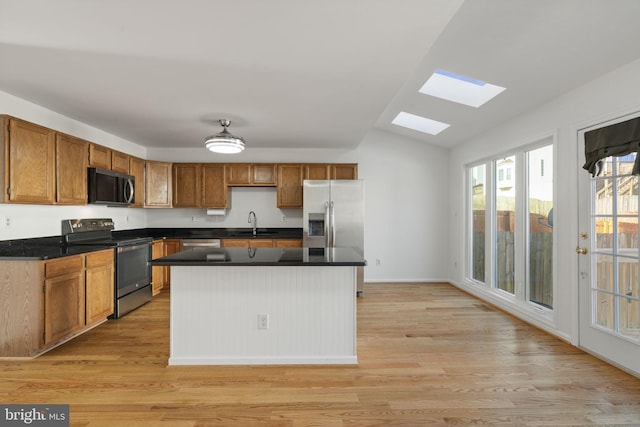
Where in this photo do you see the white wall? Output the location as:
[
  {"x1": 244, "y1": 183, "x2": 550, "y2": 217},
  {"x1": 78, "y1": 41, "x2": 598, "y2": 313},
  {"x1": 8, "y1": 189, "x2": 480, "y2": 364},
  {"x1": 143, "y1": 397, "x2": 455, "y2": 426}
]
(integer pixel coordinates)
[
  {"x1": 0, "y1": 90, "x2": 149, "y2": 240},
  {"x1": 448, "y1": 58, "x2": 640, "y2": 342},
  {"x1": 1, "y1": 90, "x2": 450, "y2": 283}
]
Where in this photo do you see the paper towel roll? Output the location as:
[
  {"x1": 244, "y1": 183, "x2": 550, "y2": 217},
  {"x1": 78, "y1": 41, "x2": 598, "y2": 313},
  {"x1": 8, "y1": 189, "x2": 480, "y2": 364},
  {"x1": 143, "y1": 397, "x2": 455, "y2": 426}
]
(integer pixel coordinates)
[{"x1": 206, "y1": 209, "x2": 226, "y2": 216}]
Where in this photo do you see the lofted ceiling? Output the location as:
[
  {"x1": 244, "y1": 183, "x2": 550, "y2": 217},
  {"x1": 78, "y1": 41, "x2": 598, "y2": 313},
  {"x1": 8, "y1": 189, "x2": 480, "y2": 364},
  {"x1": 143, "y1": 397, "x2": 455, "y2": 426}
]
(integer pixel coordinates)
[{"x1": 1, "y1": 0, "x2": 640, "y2": 151}]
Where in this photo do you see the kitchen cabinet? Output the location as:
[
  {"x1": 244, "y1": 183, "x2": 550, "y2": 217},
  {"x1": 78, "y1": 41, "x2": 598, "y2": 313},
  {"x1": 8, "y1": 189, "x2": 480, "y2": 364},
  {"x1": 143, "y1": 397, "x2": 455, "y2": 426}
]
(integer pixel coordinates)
[
  {"x1": 227, "y1": 163, "x2": 277, "y2": 186},
  {"x1": 111, "y1": 150, "x2": 130, "y2": 174},
  {"x1": 277, "y1": 164, "x2": 303, "y2": 208},
  {"x1": 85, "y1": 249, "x2": 114, "y2": 325},
  {"x1": 0, "y1": 116, "x2": 56, "y2": 204},
  {"x1": 172, "y1": 163, "x2": 201, "y2": 207},
  {"x1": 129, "y1": 155, "x2": 146, "y2": 208},
  {"x1": 201, "y1": 163, "x2": 228, "y2": 208},
  {"x1": 331, "y1": 163, "x2": 358, "y2": 180},
  {"x1": 303, "y1": 163, "x2": 358, "y2": 180},
  {"x1": 275, "y1": 239, "x2": 303, "y2": 248},
  {"x1": 43, "y1": 255, "x2": 86, "y2": 346},
  {"x1": 222, "y1": 239, "x2": 274, "y2": 248},
  {"x1": 43, "y1": 250, "x2": 115, "y2": 347},
  {"x1": 163, "y1": 239, "x2": 182, "y2": 288},
  {"x1": 145, "y1": 160, "x2": 172, "y2": 207},
  {"x1": 172, "y1": 163, "x2": 228, "y2": 208},
  {"x1": 55, "y1": 132, "x2": 88, "y2": 205},
  {"x1": 151, "y1": 240, "x2": 166, "y2": 295},
  {"x1": 89, "y1": 143, "x2": 112, "y2": 169},
  {"x1": 304, "y1": 164, "x2": 331, "y2": 180}
]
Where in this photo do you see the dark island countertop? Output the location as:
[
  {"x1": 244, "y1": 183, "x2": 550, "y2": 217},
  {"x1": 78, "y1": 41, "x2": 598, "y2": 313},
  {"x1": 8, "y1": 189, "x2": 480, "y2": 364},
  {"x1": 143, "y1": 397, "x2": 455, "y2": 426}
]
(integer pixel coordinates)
[{"x1": 150, "y1": 247, "x2": 366, "y2": 267}]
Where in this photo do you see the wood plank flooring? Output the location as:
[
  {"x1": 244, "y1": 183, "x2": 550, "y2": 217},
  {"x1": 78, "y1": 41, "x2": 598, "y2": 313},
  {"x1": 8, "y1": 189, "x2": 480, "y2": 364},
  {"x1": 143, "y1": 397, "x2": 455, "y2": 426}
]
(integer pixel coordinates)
[{"x1": 2, "y1": 282, "x2": 640, "y2": 426}]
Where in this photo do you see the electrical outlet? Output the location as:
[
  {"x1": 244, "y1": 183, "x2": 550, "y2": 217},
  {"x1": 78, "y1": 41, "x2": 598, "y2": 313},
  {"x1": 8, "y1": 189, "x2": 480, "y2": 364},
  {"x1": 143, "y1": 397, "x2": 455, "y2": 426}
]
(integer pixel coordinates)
[
  {"x1": 257, "y1": 314, "x2": 269, "y2": 329},
  {"x1": 191, "y1": 216, "x2": 196, "y2": 222},
  {"x1": 4, "y1": 216, "x2": 12, "y2": 229},
  {"x1": 375, "y1": 258, "x2": 381, "y2": 266},
  {"x1": 281, "y1": 215, "x2": 287, "y2": 222}
]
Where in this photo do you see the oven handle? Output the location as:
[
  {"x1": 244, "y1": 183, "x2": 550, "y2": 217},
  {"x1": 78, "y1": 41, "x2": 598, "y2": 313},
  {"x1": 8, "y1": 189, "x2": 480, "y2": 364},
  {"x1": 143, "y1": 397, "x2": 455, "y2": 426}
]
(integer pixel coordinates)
[{"x1": 117, "y1": 242, "x2": 150, "y2": 253}]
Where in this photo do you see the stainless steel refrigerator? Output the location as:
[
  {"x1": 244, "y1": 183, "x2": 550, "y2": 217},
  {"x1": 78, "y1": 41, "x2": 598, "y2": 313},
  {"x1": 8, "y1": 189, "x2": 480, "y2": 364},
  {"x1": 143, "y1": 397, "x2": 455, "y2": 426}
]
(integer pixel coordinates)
[{"x1": 303, "y1": 180, "x2": 365, "y2": 296}]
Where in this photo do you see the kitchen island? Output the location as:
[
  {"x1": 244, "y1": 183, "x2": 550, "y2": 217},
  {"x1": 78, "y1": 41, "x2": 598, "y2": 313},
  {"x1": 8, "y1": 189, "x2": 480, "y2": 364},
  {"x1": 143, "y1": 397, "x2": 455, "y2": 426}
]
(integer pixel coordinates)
[{"x1": 150, "y1": 247, "x2": 366, "y2": 366}]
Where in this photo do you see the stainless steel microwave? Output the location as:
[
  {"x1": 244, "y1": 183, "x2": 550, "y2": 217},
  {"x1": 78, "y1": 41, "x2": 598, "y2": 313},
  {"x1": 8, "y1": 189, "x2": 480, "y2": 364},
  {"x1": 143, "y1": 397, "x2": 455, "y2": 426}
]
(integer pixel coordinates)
[{"x1": 88, "y1": 167, "x2": 135, "y2": 206}]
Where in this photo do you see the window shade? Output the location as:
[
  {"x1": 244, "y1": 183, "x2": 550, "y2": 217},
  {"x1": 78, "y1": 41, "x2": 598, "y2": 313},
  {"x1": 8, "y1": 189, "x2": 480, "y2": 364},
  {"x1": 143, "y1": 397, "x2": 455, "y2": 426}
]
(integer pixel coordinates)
[{"x1": 583, "y1": 116, "x2": 640, "y2": 176}]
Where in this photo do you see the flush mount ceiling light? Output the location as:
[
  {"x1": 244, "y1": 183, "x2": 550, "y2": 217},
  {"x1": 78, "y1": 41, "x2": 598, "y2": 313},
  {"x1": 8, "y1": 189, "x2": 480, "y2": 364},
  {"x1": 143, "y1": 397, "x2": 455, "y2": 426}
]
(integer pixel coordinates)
[
  {"x1": 419, "y1": 69, "x2": 506, "y2": 108},
  {"x1": 392, "y1": 111, "x2": 450, "y2": 135},
  {"x1": 205, "y1": 119, "x2": 245, "y2": 154}
]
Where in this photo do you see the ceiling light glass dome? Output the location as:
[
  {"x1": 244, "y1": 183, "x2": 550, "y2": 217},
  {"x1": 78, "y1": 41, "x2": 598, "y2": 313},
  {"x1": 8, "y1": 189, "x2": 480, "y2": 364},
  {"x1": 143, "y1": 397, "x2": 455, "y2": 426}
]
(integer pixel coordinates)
[{"x1": 205, "y1": 119, "x2": 245, "y2": 154}]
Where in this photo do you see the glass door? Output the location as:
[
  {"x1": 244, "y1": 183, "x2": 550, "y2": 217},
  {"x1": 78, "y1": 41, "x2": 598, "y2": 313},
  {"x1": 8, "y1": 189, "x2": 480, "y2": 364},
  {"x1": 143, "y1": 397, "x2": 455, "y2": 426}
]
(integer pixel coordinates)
[{"x1": 577, "y1": 120, "x2": 640, "y2": 374}]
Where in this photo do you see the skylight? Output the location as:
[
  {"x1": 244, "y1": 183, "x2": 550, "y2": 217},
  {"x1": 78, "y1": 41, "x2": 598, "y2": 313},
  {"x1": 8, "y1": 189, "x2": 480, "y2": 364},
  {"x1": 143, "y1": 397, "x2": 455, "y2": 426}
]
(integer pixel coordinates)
[
  {"x1": 392, "y1": 112, "x2": 450, "y2": 135},
  {"x1": 419, "y1": 69, "x2": 505, "y2": 108}
]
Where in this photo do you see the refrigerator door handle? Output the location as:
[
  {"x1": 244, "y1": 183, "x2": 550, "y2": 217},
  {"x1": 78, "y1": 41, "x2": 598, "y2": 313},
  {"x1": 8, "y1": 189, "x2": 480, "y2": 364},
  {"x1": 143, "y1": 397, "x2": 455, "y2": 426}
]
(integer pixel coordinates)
[
  {"x1": 330, "y1": 200, "x2": 335, "y2": 248},
  {"x1": 324, "y1": 201, "x2": 330, "y2": 247}
]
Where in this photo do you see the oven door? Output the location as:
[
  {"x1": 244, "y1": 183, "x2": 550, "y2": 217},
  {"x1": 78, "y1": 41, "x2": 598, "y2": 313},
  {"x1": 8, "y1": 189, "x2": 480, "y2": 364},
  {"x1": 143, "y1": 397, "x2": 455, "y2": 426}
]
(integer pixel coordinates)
[{"x1": 116, "y1": 242, "x2": 152, "y2": 298}]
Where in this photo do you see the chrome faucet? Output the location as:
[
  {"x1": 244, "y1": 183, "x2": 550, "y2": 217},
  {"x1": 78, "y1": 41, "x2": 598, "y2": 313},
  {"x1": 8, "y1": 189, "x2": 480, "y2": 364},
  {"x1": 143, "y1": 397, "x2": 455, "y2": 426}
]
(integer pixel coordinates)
[{"x1": 248, "y1": 211, "x2": 257, "y2": 236}]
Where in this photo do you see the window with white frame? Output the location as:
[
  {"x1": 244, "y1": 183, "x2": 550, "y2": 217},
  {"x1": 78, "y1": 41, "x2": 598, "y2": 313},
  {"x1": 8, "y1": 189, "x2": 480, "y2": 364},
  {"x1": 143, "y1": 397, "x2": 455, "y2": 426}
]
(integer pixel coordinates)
[{"x1": 467, "y1": 140, "x2": 554, "y2": 309}]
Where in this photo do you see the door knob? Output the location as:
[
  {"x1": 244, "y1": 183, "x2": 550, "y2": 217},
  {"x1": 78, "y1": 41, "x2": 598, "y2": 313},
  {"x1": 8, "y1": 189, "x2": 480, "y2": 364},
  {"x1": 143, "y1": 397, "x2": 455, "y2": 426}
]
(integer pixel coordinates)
[{"x1": 576, "y1": 247, "x2": 588, "y2": 255}]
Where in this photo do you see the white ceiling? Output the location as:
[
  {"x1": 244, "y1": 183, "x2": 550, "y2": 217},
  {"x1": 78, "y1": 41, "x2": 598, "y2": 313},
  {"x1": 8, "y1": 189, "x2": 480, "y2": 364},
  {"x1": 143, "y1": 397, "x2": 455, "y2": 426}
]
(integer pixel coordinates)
[{"x1": 1, "y1": 0, "x2": 640, "y2": 151}]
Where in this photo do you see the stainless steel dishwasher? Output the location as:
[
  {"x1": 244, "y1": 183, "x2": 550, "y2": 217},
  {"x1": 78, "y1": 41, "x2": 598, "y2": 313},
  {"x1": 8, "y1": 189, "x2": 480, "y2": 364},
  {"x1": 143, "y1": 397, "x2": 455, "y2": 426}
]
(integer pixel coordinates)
[{"x1": 180, "y1": 239, "x2": 221, "y2": 250}]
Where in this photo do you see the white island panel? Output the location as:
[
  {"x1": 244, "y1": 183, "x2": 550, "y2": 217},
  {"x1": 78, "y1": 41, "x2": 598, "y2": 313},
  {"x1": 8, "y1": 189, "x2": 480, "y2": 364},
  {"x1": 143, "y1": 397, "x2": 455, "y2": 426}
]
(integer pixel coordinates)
[{"x1": 169, "y1": 265, "x2": 357, "y2": 365}]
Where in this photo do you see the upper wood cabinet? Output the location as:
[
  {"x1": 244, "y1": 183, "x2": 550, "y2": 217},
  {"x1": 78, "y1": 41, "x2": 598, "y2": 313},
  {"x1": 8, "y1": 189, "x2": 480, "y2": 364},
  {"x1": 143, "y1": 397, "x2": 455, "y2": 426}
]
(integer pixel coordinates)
[
  {"x1": 128, "y1": 156, "x2": 145, "y2": 208},
  {"x1": 304, "y1": 164, "x2": 330, "y2": 180},
  {"x1": 227, "y1": 163, "x2": 277, "y2": 186},
  {"x1": 277, "y1": 164, "x2": 303, "y2": 208},
  {"x1": 88, "y1": 143, "x2": 111, "y2": 169},
  {"x1": 303, "y1": 163, "x2": 358, "y2": 180},
  {"x1": 331, "y1": 163, "x2": 358, "y2": 179},
  {"x1": 172, "y1": 163, "x2": 201, "y2": 208},
  {"x1": 1, "y1": 116, "x2": 56, "y2": 204},
  {"x1": 55, "y1": 133, "x2": 88, "y2": 205},
  {"x1": 145, "y1": 160, "x2": 172, "y2": 208},
  {"x1": 201, "y1": 163, "x2": 228, "y2": 208},
  {"x1": 111, "y1": 150, "x2": 130, "y2": 174}
]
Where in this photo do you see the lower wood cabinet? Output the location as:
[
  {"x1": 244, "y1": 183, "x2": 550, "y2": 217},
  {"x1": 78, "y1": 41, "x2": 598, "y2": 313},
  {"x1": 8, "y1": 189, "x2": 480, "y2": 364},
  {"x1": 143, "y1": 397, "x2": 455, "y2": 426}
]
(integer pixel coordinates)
[
  {"x1": 42, "y1": 249, "x2": 114, "y2": 348},
  {"x1": 222, "y1": 239, "x2": 302, "y2": 248},
  {"x1": 152, "y1": 239, "x2": 182, "y2": 294}
]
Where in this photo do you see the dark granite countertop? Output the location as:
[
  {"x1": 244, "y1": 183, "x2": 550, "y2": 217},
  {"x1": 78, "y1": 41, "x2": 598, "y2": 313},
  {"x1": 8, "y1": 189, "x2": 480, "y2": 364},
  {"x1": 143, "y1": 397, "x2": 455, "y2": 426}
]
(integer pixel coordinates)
[
  {"x1": 0, "y1": 228, "x2": 303, "y2": 260},
  {"x1": 150, "y1": 247, "x2": 366, "y2": 267}
]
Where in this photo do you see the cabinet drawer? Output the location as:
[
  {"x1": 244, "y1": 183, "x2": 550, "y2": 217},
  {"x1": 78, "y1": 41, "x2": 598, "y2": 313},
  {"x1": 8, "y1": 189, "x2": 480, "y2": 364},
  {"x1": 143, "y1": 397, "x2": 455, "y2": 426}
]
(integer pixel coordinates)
[
  {"x1": 45, "y1": 255, "x2": 83, "y2": 278},
  {"x1": 85, "y1": 250, "x2": 114, "y2": 268}
]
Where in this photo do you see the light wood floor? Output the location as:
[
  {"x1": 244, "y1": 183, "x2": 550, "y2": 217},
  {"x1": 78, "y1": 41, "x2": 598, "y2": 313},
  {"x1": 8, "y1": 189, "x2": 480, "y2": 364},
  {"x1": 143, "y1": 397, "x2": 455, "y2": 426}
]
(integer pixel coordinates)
[{"x1": 2, "y1": 282, "x2": 640, "y2": 426}]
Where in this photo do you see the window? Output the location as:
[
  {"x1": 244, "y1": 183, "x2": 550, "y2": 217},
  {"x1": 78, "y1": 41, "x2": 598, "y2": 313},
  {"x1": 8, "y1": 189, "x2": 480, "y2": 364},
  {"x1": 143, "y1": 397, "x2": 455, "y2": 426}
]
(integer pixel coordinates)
[{"x1": 467, "y1": 140, "x2": 554, "y2": 310}]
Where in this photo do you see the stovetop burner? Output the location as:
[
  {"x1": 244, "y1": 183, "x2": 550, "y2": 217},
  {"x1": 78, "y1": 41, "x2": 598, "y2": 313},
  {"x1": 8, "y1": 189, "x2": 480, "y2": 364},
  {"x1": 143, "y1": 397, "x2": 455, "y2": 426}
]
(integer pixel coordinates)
[{"x1": 62, "y1": 218, "x2": 151, "y2": 247}]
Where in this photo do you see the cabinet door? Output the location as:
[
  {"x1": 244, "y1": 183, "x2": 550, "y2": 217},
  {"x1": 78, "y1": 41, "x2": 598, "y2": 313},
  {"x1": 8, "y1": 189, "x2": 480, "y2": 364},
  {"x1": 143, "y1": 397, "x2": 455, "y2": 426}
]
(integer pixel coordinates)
[
  {"x1": 55, "y1": 133, "x2": 88, "y2": 205},
  {"x1": 89, "y1": 143, "x2": 111, "y2": 169},
  {"x1": 202, "y1": 163, "x2": 228, "y2": 208},
  {"x1": 111, "y1": 151, "x2": 130, "y2": 173},
  {"x1": 145, "y1": 160, "x2": 172, "y2": 207},
  {"x1": 304, "y1": 164, "x2": 330, "y2": 180},
  {"x1": 331, "y1": 164, "x2": 358, "y2": 180},
  {"x1": 277, "y1": 164, "x2": 303, "y2": 208},
  {"x1": 222, "y1": 239, "x2": 250, "y2": 248},
  {"x1": 226, "y1": 163, "x2": 252, "y2": 185},
  {"x1": 163, "y1": 239, "x2": 182, "y2": 287},
  {"x1": 275, "y1": 239, "x2": 303, "y2": 248},
  {"x1": 5, "y1": 118, "x2": 56, "y2": 204},
  {"x1": 173, "y1": 163, "x2": 201, "y2": 207},
  {"x1": 44, "y1": 271, "x2": 85, "y2": 345},
  {"x1": 128, "y1": 156, "x2": 146, "y2": 208},
  {"x1": 151, "y1": 240, "x2": 166, "y2": 295},
  {"x1": 85, "y1": 250, "x2": 114, "y2": 324},
  {"x1": 253, "y1": 164, "x2": 277, "y2": 185},
  {"x1": 250, "y1": 239, "x2": 274, "y2": 248}
]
